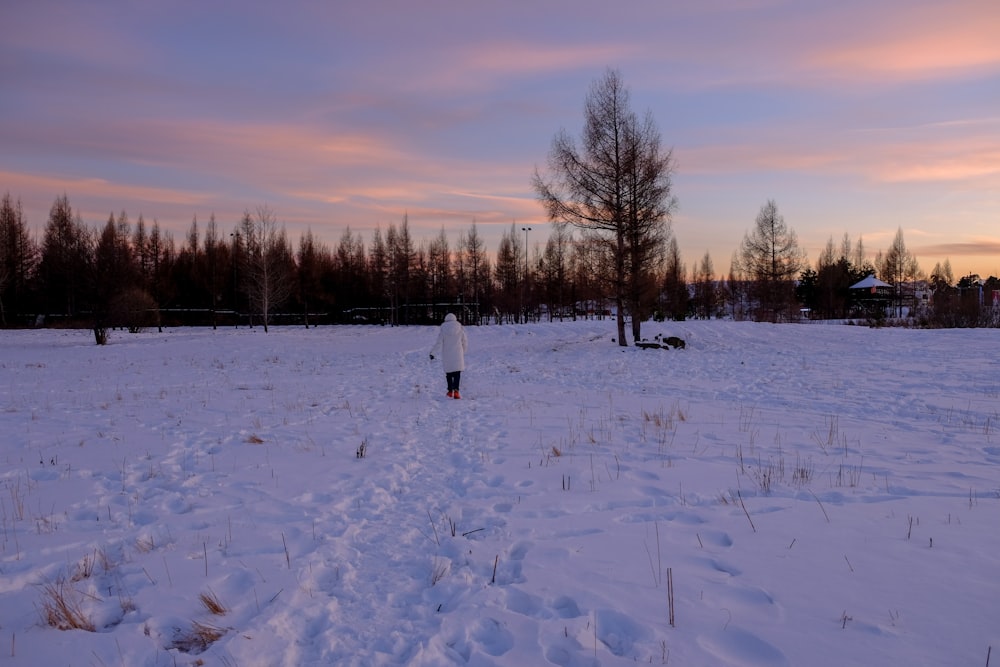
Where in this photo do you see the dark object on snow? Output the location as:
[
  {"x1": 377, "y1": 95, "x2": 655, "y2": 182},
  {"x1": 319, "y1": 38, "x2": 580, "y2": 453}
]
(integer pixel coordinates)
[
  {"x1": 636, "y1": 342, "x2": 662, "y2": 350},
  {"x1": 663, "y1": 336, "x2": 686, "y2": 349}
]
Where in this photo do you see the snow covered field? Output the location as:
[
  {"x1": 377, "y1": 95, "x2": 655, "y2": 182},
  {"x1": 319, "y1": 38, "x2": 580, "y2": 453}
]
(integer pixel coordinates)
[{"x1": 1, "y1": 320, "x2": 998, "y2": 666}]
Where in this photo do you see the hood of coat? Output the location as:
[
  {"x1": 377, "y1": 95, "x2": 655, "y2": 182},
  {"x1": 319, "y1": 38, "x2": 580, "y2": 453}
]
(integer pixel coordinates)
[{"x1": 444, "y1": 313, "x2": 457, "y2": 323}]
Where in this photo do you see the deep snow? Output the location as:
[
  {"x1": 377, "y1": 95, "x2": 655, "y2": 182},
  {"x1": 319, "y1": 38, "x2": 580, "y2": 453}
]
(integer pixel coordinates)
[{"x1": 0, "y1": 320, "x2": 998, "y2": 666}]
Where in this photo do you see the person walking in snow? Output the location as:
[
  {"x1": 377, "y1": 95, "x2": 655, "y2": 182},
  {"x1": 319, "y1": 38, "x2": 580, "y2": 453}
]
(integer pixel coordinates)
[{"x1": 429, "y1": 312, "x2": 468, "y2": 399}]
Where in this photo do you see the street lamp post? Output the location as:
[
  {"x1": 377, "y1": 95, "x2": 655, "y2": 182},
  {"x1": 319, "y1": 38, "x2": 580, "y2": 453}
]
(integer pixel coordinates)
[
  {"x1": 230, "y1": 232, "x2": 239, "y2": 329},
  {"x1": 521, "y1": 226, "x2": 531, "y2": 323}
]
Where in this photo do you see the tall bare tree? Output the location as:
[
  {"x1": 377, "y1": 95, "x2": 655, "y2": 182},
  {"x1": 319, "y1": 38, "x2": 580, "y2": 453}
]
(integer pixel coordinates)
[
  {"x1": 239, "y1": 205, "x2": 293, "y2": 332},
  {"x1": 738, "y1": 199, "x2": 806, "y2": 322},
  {"x1": 297, "y1": 228, "x2": 330, "y2": 328},
  {"x1": 92, "y1": 213, "x2": 139, "y2": 342},
  {"x1": 457, "y1": 221, "x2": 488, "y2": 322},
  {"x1": 386, "y1": 215, "x2": 415, "y2": 324},
  {"x1": 334, "y1": 227, "x2": 366, "y2": 315},
  {"x1": 427, "y1": 227, "x2": 453, "y2": 309},
  {"x1": 540, "y1": 222, "x2": 571, "y2": 320},
  {"x1": 147, "y1": 220, "x2": 172, "y2": 331},
  {"x1": 204, "y1": 214, "x2": 224, "y2": 328},
  {"x1": 624, "y1": 108, "x2": 675, "y2": 339},
  {"x1": 0, "y1": 193, "x2": 37, "y2": 326},
  {"x1": 493, "y1": 223, "x2": 521, "y2": 322},
  {"x1": 876, "y1": 227, "x2": 921, "y2": 317},
  {"x1": 534, "y1": 68, "x2": 676, "y2": 345},
  {"x1": 368, "y1": 227, "x2": 389, "y2": 322},
  {"x1": 38, "y1": 195, "x2": 91, "y2": 319},
  {"x1": 568, "y1": 234, "x2": 608, "y2": 319},
  {"x1": 692, "y1": 251, "x2": 716, "y2": 319},
  {"x1": 661, "y1": 235, "x2": 687, "y2": 321}
]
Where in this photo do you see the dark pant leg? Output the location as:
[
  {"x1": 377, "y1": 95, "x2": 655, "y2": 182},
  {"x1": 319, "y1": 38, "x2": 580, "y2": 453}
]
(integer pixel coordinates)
[{"x1": 446, "y1": 371, "x2": 460, "y2": 391}]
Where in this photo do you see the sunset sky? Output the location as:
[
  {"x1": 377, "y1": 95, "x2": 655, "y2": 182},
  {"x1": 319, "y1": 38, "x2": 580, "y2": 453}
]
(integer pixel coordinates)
[{"x1": 3, "y1": 1, "x2": 999, "y2": 279}]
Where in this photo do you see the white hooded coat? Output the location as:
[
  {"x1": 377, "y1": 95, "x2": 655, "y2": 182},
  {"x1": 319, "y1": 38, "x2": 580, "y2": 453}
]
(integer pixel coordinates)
[{"x1": 430, "y1": 313, "x2": 468, "y2": 373}]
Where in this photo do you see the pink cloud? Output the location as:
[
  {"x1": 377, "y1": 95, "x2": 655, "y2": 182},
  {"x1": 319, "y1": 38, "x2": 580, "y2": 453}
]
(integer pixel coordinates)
[
  {"x1": 915, "y1": 240, "x2": 1000, "y2": 257},
  {"x1": 809, "y1": 2, "x2": 1000, "y2": 80},
  {"x1": 679, "y1": 118, "x2": 1000, "y2": 188},
  {"x1": 0, "y1": 170, "x2": 213, "y2": 210}
]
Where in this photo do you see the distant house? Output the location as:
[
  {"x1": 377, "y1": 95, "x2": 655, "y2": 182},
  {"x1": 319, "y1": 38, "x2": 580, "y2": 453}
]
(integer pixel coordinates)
[
  {"x1": 850, "y1": 274, "x2": 894, "y2": 317},
  {"x1": 849, "y1": 274, "x2": 892, "y2": 293}
]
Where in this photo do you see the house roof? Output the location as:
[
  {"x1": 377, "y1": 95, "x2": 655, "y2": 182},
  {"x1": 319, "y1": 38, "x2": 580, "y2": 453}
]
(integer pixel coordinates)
[{"x1": 850, "y1": 274, "x2": 892, "y2": 289}]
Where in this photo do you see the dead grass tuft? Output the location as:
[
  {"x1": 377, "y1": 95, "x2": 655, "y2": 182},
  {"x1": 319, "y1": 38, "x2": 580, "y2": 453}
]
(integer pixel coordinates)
[
  {"x1": 38, "y1": 578, "x2": 96, "y2": 632},
  {"x1": 171, "y1": 621, "x2": 227, "y2": 654},
  {"x1": 199, "y1": 589, "x2": 228, "y2": 616},
  {"x1": 135, "y1": 535, "x2": 156, "y2": 553}
]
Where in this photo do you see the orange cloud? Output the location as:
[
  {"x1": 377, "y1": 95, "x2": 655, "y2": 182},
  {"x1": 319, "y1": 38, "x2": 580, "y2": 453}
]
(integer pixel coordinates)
[
  {"x1": 915, "y1": 241, "x2": 1000, "y2": 257},
  {"x1": 679, "y1": 120, "x2": 1000, "y2": 187},
  {"x1": 128, "y1": 119, "x2": 410, "y2": 175},
  {"x1": 877, "y1": 150, "x2": 1000, "y2": 183},
  {"x1": 0, "y1": 170, "x2": 212, "y2": 210},
  {"x1": 810, "y1": 3, "x2": 1000, "y2": 80}
]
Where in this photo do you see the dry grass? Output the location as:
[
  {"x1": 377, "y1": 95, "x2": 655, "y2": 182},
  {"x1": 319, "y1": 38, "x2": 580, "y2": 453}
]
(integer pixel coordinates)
[
  {"x1": 70, "y1": 552, "x2": 97, "y2": 582},
  {"x1": 38, "y1": 578, "x2": 96, "y2": 632},
  {"x1": 199, "y1": 589, "x2": 227, "y2": 616},
  {"x1": 171, "y1": 621, "x2": 227, "y2": 654},
  {"x1": 430, "y1": 558, "x2": 449, "y2": 586},
  {"x1": 135, "y1": 535, "x2": 156, "y2": 554},
  {"x1": 245, "y1": 434, "x2": 264, "y2": 444}
]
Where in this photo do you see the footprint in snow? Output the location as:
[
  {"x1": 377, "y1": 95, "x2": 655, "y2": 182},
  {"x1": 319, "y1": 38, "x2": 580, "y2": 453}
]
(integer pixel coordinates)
[
  {"x1": 470, "y1": 617, "x2": 514, "y2": 657},
  {"x1": 697, "y1": 626, "x2": 790, "y2": 667},
  {"x1": 700, "y1": 584, "x2": 782, "y2": 622},
  {"x1": 699, "y1": 529, "x2": 733, "y2": 548},
  {"x1": 593, "y1": 608, "x2": 650, "y2": 657},
  {"x1": 551, "y1": 595, "x2": 583, "y2": 619},
  {"x1": 503, "y1": 587, "x2": 550, "y2": 619}
]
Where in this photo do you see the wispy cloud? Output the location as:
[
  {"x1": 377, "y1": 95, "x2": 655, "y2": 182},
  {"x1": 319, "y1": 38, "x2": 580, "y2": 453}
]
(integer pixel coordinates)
[
  {"x1": 3, "y1": 0, "x2": 999, "y2": 278},
  {"x1": 0, "y1": 170, "x2": 213, "y2": 211},
  {"x1": 914, "y1": 241, "x2": 1000, "y2": 260},
  {"x1": 809, "y1": 2, "x2": 1000, "y2": 80}
]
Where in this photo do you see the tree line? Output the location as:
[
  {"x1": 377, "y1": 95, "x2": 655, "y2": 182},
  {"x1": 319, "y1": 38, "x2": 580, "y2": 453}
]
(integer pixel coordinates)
[
  {"x1": 2, "y1": 188, "x2": 995, "y2": 340},
  {"x1": 2, "y1": 70, "x2": 996, "y2": 342}
]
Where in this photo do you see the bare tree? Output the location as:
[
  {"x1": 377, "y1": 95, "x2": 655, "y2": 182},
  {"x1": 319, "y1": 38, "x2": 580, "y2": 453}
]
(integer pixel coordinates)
[
  {"x1": 297, "y1": 228, "x2": 329, "y2": 328},
  {"x1": 691, "y1": 251, "x2": 717, "y2": 319},
  {"x1": 147, "y1": 220, "x2": 172, "y2": 331},
  {"x1": 877, "y1": 227, "x2": 921, "y2": 317},
  {"x1": 738, "y1": 199, "x2": 806, "y2": 322},
  {"x1": 239, "y1": 205, "x2": 293, "y2": 332},
  {"x1": 427, "y1": 227, "x2": 453, "y2": 309},
  {"x1": 540, "y1": 222, "x2": 571, "y2": 320},
  {"x1": 661, "y1": 235, "x2": 687, "y2": 321},
  {"x1": 570, "y1": 234, "x2": 607, "y2": 319},
  {"x1": 385, "y1": 215, "x2": 415, "y2": 324},
  {"x1": 534, "y1": 68, "x2": 676, "y2": 346},
  {"x1": 0, "y1": 193, "x2": 38, "y2": 326},
  {"x1": 624, "y1": 108, "x2": 675, "y2": 339},
  {"x1": 91, "y1": 211, "x2": 139, "y2": 342},
  {"x1": 493, "y1": 223, "x2": 521, "y2": 322},
  {"x1": 457, "y1": 221, "x2": 488, "y2": 322},
  {"x1": 204, "y1": 214, "x2": 224, "y2": 329},
  {"x1": 334, "y1": 227, "x2": 366, "y2": 316},
  {"x1": 38, "y1": 195, "x2": 91, "y2": 319},
  {"x1": 368, "y1": 227, "x2": 388, "y2": 321}
]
